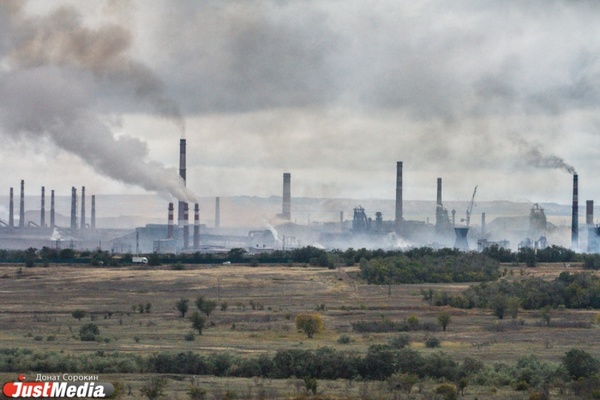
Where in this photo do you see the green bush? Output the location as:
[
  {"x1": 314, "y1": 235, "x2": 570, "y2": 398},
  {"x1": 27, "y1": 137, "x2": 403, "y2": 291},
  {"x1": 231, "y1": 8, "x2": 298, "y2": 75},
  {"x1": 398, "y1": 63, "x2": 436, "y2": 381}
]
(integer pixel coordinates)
[
  {"x1": 79, "y1": 323, "x2": 99, "y2": 341},
  {"x1": 388, "y1": 334, "x2": 410, "y2": 349},
  {"x1": 425, "y1": 336, "x2": 440, "y2": 348},
  {"x1": 337, "y1": 334, "x2": 352, "y2": 344}
]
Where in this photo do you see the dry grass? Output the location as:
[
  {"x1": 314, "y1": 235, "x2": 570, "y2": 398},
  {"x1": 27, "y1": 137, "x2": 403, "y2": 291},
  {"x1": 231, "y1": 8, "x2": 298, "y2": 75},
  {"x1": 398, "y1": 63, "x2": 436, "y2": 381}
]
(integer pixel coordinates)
[{"x1": 0, "y1": 262, "x2": 598, "y2": 399}]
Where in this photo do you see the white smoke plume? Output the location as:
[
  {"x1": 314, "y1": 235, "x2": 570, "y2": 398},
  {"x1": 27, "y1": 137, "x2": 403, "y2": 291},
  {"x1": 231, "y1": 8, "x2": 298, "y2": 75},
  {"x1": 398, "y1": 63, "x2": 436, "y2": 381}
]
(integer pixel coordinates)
[{"x1": 0, "y1": 1, "x2": 194, "y2": 201}]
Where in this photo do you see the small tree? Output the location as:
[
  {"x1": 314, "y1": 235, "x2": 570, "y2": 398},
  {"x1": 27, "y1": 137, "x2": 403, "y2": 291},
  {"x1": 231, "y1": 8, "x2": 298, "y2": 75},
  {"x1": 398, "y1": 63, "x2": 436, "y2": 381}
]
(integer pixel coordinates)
[
  {"x1": 190, "y1": 312, "x2": 206, "y2": 335},
  {"x1": 71, "y1": 309, "x2": 87, "y2": 321},
  {"x1": 437, "y1": 311, "x2": 452, "y2": 331},
  {"x1": 295, "y1": 313, "x2": 324, "y2": 338},
  {"x1": 176, "y1": 298, "x2": 190, "y2": 318},
  {"x1": 140, "y1": 377, "x2": 168, "y2": 400},
  {"x1": 490, "y1": 295, "x2": 507, "y2": 319},
  {"x1": 541, "y1": 305, "x2": 552, "y2": 327},
  {"x1": 195, "y1": 296, "x2": 217, "y2": 318}
]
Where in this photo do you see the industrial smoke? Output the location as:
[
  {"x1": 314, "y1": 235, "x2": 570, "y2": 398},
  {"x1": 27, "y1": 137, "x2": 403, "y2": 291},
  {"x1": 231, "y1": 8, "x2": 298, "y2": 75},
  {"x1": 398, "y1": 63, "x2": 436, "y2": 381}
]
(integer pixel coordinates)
[{"x1": 0, "y1": 2, "x2": 194, "y2": 203}]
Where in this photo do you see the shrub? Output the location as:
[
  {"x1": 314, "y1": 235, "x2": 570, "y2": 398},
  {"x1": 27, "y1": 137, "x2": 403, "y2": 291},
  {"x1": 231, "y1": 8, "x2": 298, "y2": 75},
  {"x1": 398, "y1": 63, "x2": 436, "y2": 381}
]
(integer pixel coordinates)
[
  {"x1": 184, "y1": 332, "x2": 195, "y2": 341},
  {"x1": 435, "y1": 383, "x2": 457, "y2": 400},
  {"x1": 562, "y1": 348, "x2": 599, "y2": 379},
  {"x1": 425, "y1": 336, "x2": 441, "y2": 348},
  {"x1": 388, "y1": 333, "x2": 410, "y2": 349},
  {"x1": 337, "y1": 334, "x2": 352, "y2": 344},
  {"x1": 140, "y1": 377, "x2": 168, "y2": 400},
  {"x1": 79, "y1": 323, "x2": 99, "y2": 341}
]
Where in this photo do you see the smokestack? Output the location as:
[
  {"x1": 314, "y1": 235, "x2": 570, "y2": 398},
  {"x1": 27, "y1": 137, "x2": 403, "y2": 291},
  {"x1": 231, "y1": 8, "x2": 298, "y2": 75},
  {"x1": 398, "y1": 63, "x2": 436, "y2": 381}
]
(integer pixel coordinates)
[
  {"x1": 282, "y1": 173, "x2": 291, "y2": 220},
  {"x1": 572, "y1": 174, "x2": 579, "y2": 250},
  {"x1": 70, "y1": 187, "x2": 77, "y2": 230},
  {"x1": 50, "y1": 190, "x2": 55, "y2": 228},
  {"x1": 40, "y1": 187, "x2": 45, "y2": 228},
  {"x1": 91, "y1": 195, "x2": 96, "y2": 230},
  {"x1": 178, "y1": 139, "x2": 187, "y2": 227},
  {"x1": 193, "y1": 203, "x2": 200, "y2": 249},
  {"x1": 215, "y1": 197, "x2": 220, "y2": 228},
  {"x1": 586, "y1": 200, "x2": 594, "y2": 226},
  {"x1": 167, "y1": 202, "x2": 174, "y2": 239},
  {"x1": 19, "y1": 180, "x2": 24, "y2": 228},
  {"x1": 481, "y1": 212, "x2": 486, "y2": 237},
  {"x1": 80, "y1": 186, "x2": 85, "y2": 231},
  {"x1": 395, "y1": 162, "x2": 403, "y2": 233},
  {"x1": 452, "y1": 209, "x2": 456, "y2": 227},
  {"x1": 437, "y1": 177, "x2": 442, "y2": 206},
  {"x1": 9, "y1": 187, "x2": 14, "y2": 228},
  {"x1": 183, "y1": 202, "x2": 189, "y2": 250}
]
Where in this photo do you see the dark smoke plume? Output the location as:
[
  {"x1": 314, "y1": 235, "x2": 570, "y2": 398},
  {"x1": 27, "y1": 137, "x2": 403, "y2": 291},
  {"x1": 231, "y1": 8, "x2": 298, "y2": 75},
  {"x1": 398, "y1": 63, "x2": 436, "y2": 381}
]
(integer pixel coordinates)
[
  {"x1": 524, "y1": 147, "x2": 577, "y2": 175},
  {"x1": 0, "y1": 1, "x2": 193, "y2": 201}
]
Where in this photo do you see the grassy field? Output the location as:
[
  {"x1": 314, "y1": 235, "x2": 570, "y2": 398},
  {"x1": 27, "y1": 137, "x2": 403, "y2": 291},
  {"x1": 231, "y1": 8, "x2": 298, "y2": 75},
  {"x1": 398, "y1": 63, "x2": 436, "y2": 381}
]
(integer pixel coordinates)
[{"x1": 0, "y1": 262, "x2": 598, "y2": 399}]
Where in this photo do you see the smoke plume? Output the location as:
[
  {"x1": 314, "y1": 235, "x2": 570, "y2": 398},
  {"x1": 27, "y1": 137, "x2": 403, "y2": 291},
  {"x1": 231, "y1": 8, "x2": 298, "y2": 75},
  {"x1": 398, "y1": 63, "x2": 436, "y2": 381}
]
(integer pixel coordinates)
[
  {"x1": 524, "y1": 147, "x2": 577, "y2": 175},
  {"x1": 0, "y1": 2, "x2": 193, "y2": 201}
]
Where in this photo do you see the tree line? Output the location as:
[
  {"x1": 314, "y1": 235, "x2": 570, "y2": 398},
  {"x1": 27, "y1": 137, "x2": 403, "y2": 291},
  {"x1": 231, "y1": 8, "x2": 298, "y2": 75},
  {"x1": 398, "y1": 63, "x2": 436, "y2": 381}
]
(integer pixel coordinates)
[
  {"x1": 0, "y1": 346, "x2": 597, "y2": 392},
  {"x1": 428, "y1": 271, "x2": 600, "y2": 311}
]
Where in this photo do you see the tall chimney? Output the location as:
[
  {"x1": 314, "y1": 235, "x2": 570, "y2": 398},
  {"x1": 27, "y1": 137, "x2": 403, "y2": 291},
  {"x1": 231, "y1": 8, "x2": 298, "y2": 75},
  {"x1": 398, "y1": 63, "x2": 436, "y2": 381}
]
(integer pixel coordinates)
[
  {"x1": 586, "y1": 200, "x2": 594, "y2": 226},
  {"x1": 395, "y1": 162, "x2": 403, "y2": 233},
  {"x1": 178, "y1": 138, "x2": 187, "y2": 227},
  {"x1": 70, "y1": 187, "x2": 77, "y2": 230},
  {"x1": 80, "y1": 186, "x2": 85, "y2": 231},
  {"x1": 193, "y1": 203, "x2": 200, "y2": 249},
  {"x1": 40, "y1": 187, "x2": 45, "y2": 228},
  {"x1": 481, "y1": 212, "x2": 486, "y2": 237},
  {"x1": 436, "y1": 177, "x2": 442, "y2": 206},
  {"x1": 9, "y1": 187, "x2": 14, "y2": 228},
  {"x1": 183, "y1": 202, "x2": 189, "y2": 250},
  {"x1": 91, "y1": 195, "x2": 96, "y2": 230},
  {"x1": 215, "y1": 197, "x2": 220, "y2": 228},
  {"x1": 167, "y1": 202, "x2": 174, "y2": 239},
  {"x1": 50, "y1": 190, "x2": 55, "y2": 229},
  {"x1": 19, "y1": 180, "x2": 24, "y2": 228},
  {"x1": 282, "y1": 173, "x2": 291, "y2": 220},
  {"x1": 572, "y1": 174, "x2": 579, "y2": 250}
]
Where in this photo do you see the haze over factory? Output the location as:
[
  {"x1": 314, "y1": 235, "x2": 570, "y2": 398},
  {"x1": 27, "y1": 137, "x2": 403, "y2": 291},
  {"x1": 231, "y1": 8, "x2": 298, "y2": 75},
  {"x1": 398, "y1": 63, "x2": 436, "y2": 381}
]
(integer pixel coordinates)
[{"x1": 1, "y1": 1, "x2": 600, "y2": 254}]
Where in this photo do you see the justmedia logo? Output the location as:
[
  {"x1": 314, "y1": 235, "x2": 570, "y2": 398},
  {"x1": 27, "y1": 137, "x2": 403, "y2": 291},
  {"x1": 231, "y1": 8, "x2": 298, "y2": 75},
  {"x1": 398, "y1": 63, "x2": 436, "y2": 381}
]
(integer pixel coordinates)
[{"x1": 2, "y1": 375, "x2": 115, "y2": 398}]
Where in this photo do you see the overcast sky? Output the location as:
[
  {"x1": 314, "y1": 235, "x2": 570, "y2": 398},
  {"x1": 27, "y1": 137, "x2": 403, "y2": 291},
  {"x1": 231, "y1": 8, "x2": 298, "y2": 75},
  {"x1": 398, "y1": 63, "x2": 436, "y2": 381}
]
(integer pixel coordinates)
[{"x1": 1, "y1": 0, "x2": 600, "y2": 205}]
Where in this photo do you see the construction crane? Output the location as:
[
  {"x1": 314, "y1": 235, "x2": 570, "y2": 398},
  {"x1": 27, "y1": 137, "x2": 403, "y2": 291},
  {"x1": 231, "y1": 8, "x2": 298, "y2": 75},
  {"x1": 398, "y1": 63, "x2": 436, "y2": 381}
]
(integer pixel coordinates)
[{"x1": 462, "y1": 185, "x2": 478, "y2": 227}]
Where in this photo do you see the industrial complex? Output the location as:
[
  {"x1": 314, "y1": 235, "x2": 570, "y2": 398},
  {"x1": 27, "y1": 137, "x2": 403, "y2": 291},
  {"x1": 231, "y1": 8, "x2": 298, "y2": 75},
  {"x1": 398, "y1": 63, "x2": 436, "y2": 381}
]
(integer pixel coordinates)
[{"x1": 0, "y1": 138, "x2": 597, "y2": 255}]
